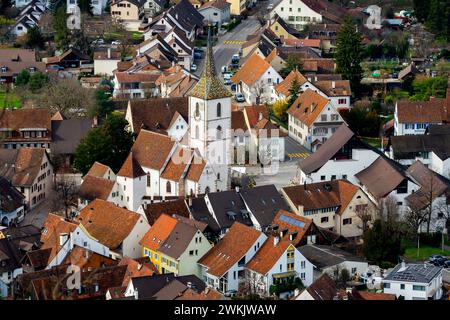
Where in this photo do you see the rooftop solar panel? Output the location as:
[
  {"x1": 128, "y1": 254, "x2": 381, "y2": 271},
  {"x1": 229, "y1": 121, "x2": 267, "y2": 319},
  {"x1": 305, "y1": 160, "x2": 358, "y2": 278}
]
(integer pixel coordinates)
[{"x1": 279, "y1": 214, "x2": 305, "y2": 228}]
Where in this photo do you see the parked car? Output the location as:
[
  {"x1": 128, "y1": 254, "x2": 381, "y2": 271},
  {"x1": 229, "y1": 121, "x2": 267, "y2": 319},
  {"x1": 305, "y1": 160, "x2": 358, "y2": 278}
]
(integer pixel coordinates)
[
  {"x1": 231, "y1": 54, "x2": 240, "y2": 64},
  {"x1": 223, "y1": 72, "x2": 232, "y2": 80},
  {"x1": 194, "y1": 47, "x2": 204, "y2": 53},
  {"x1": 429, "y1": 255, "x2": 444, "y2": 263},
  {"x1": 111, "y1": 40, "x2": 122, "y2": 45},
  {"x1": 267, "y1": 4, "x2": 274, "y2": 10},
  {"x1": 194, "y1": 52, "x2": 202, "y2": 60},
  {"x1": 190, "y1": 64, "x2": 197, "y2": 72},
  {"x1": 224, "y1": 78, "x2": 232, "y2": 85},
  {"x1": 92, "y1": 38, "x2": 105, "y2": 45},
  {"x1": 48, "y1": 65, "x2": 64, "y2": 71},
  {"x1": 221, "y1": 65, "x2": 229, "y2": 74},
  {"x1": 235, "y1": 92, "x2": 245, "y2": 102},
  {"x1": 444, "y1": 260, "x2": 450, "y2": 268},
  {"x1": 433, "y1": 257, "x2": 448, "y2": 266},
  {"x1": 224, "y1": 290, "x2": 237, "y2": 297}
]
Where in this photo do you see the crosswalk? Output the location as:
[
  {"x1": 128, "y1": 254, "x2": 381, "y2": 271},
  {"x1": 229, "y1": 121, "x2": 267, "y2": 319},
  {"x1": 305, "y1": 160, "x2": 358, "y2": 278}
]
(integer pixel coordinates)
[
  {"x1": 287, "y1": 152, "x2": 310, "y2": 159},
  {"x1": 224, "y1": 40, "x2": 246, "y2": 45}
]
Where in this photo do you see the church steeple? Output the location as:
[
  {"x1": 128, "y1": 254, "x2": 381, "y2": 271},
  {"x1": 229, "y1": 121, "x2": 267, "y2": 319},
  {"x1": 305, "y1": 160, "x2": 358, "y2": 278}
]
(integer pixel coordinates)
[{"x1": 188, "y1": 27, "x2": 232, "y2": 100}]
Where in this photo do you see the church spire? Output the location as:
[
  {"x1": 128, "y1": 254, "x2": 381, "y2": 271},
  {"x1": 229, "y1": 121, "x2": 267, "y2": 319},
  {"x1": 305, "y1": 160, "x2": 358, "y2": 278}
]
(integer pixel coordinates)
[{"x1": 188, "y1": 26, "x2": 232, "y2": 100}]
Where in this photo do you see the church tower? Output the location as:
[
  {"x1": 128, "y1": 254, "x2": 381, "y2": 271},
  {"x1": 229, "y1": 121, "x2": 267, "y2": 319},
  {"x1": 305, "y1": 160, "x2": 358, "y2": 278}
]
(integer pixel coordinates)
[{"x1": 188, "y1": 28, "x2": 232, "y2": 192}]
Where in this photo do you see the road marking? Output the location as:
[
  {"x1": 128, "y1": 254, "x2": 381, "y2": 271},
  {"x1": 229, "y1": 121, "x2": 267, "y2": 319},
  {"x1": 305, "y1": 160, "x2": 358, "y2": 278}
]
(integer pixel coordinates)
[
  {"x1": 224, "y1": 40, "x2": 246, "y2": 45},
  {"x1": 287, "y1": 153, "x2": 310, "y2": 158}
]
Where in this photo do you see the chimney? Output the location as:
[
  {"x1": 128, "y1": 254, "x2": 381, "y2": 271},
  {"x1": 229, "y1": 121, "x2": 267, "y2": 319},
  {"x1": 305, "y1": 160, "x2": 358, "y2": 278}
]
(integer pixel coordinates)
[
  {"x1": 187, "y1": 281, "x2": 192, "y2": 288},
  {"x1": 134, "y1": 288, "x2": 139, "y2": 300},
  {"x1": 59, "y1": 233, "x2": 69, "y2": 246},
  {"x1": 273, "y1": 236, "x2": 280, "y2": 246},
  {"x1": 235, "y1": 186, "x2": 240, "y2": 193},
  {"x1": 332, "y1": 81, "x2": 336, "y2": 89},
  {"x1": 258, "y1": 112, "x2": 263, "y2": 121},
  {"x1": 107, "y1": 48, "x2": 111, "y2": 59}
]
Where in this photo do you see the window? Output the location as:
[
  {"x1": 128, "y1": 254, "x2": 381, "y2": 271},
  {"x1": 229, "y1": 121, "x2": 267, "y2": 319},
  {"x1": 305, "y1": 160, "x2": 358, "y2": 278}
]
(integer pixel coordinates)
[
  {"x1": 300, "y1": 272, "x2": 305, "y2": 280},
  {"x1": 413, "y1": 285, "x2": 425, "y2": 291},
  {"x1": 342, "y1": 174, "x2": 347, "y2": 179},
  {"x1": 320, "y1": 175, "x2": 326, "y2": 181},
  {"x1": 147, "y1": 173, "x2": 151, "y2": 187},
  {"x1": 195, "y1": 102, "x2": 200, "y2": 118},
  {"x1": 343, "y1": 218, "x2": 352, "y2": 225},
  {"x1": 321, "y1": 114, "x2": 327, "y2": 121},
  {"x1": 216, "y1": 126, "x2": 222, "y2": 139},
  {"x1": 189, "y1": 250, "x2": 194, "y2": 256},
  {"x1": 384, "y1": 283, "x2": 390, "y2": 288},
  {"x1": 195, "y1": 125, "x2": 199, "y2": 139},
  {"x1": 400, "y1": 284, "x2": 405, "y2": 290},
  {"x1": 287, "y1": 263, "x2": 294, "y2": 271},
  {"x1": 166, "y1": 181, "x2": 171, "y2": 193},
  {"x1": 338, "y1": 98, "x2": 347, "y2": 104},
  {"x1": 331, "y1": 114, "x2": 339, "y2": 121},
  {"x1": 351, "y1": 268, "x2": 357, "y2": 274},
  {"x1": 154, "y1": 253, "x2": 158, "y2": 260},
  {"x1": 321, "y1": 216, "x2": 329, "y2": 223},
  {"x1": 287, "y1": 249, "x2": 294, "y2": 259},
  {"x1": 331, "y1": 175, "x2": 336, "y2": 180},
  {"x1": 217, "y1": 173, "x2": 220, "y2": 180},
  {"x1": 216, "y1": 103, "x2": 221, "y2": 117}
]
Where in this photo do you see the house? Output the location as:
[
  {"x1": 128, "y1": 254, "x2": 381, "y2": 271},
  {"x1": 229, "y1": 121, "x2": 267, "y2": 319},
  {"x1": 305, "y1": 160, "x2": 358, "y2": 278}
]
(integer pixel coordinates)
[
  {"x1": 271, "y1": 0, "x2": 350, "y2": 31},
  {"x1": 225, "y1": 0, "x2": 248, "y2": 15},
  {"x1": 50, "y1": 117, "x2": 94, "y2": 169},
  {"x1": 78, "y1": 172, "x2": 118, "y2": 208},
  {"x1": 244, "y1": 236, "x2": 314, "y2": 297},
  {"x1": 156, "y1": 65, "x2": 198, "y2": 97},
  {"x1": 354, "y1": 156, "x2": 420, "y2": 213},
  {"x1": 124, "y1": 97, "x2": 189, "y2": 139},
  {"x1": 9, "y1": 0, "x2": 46, "y2": 37},
  {"x1": 93, "y1": 48, "x2": 122, "y2": 76},
  {"x1": 298, "y1": 244, "x2": 368, "y2": 281},
  {"x1": 394, "y1": 90, "x2": 450, "y2": 135},
  {"x1": 231, "y1": 52, "x2": 282, "y2": 104},
  {"x1": 294, "y1": 273, "x2": 337, "y2": 300},
  {"x1": 162, "y1": 27, "x2": 195, "y2": 70},
  {"x1": 281, "y1": 179, "x2": 377, "y2": 239},
  {"x1": 0, "y1": 49, "x2": 45, "y2": 84},
  {"x1": 0, "y1": 178, "x2": 25, "y2": 226},
  {"x1": 189, "y1": 185, "x2": 289, "y2": 238},
  {"x1": 138, "y1": 198, "x2": 190, "y2": 225},
  {"x1": 264, "y1": 47, "x2": 321, "y2": 75},
  {"x1": 198, "y1": 0, "x2": 231, "y2": 28},
  {"x1": 298, "y1": 124, "x2": 381, "y2": 185},
  {"x1": 44, "y1": 48, "x2": 91, "y2": 71},
  {"x1": 110, "y1": 0, "x2": 146, "y2": 31},
  {"x1": 144, "y1": 0, "x2": 168, "y2": 15},
  {"x1": 71, "y1": 199, "x2": 150, "y2": 260},
  {"x1": 113, "y1": 72, "x2": 160, "y2": 99},
  {"x1": 307, "y1": 24, "x2": 340, "y2": 53},
  {"x1": 268, "y1": 14, "x2": 302, "y2": 41},
  {"x1": 0, "y1": 237, "x2": 23, "y2": 290},
  {"x1": 198, "y1": 222, "x2": 267, "y2": 294},
  {"x1": 314, "y1": 80, "x2": 351, "y2": 109},
  {"x1": 140, "y1": 213, "x2": 212, "y2": 277},
  {"x1": 287, "y1": 89, "x2": 345, "y2": 151},
  {"x1": 274, "y1": 69, "x2": 310, "y2": 100},
  {"x1": 383, "y1": 262, "x2": 443, "y2": 300},
  {"x1": 0, "y1": 108, "x2": 51, "y2": 150},
  {"x1": 404, "y1": 161, "x2": 450, "y2": 233},
  {"x1": 120, "y1": 273, "x2": 207, "y2": 299},
  {"x1": 0, "y1": 148, "x2": 53, "y2": 210},
  {"x1": 282, "y1": 38, "x2": 322, "y2": 50},
  {"x1": 389, "y1": 124, "x2": 450, "y2": 176},
  {"x1": 67, "y1": 0, "x2": 108, "y2": 16}
]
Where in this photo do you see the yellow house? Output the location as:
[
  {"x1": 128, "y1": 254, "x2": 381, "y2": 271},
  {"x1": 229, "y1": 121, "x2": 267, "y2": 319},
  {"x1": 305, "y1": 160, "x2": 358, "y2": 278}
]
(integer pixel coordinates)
[
  {"x1": 226, "y1": 0, "x2": 247, "y2": 15},
  {"x1": 140, "y1": 214, "x2": 212, "y2": 278},
  {"x1": 269, "y1": 15, "x2": 299, "y2": 40}
]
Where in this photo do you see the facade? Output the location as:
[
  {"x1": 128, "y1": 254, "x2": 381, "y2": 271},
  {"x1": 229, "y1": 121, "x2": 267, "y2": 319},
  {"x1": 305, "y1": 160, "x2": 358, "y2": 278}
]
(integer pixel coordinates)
[
  {"x1": 0, "y1": 178, "x2": 26, "y2": 226},
  {"x1": 67, "y1": 0, "x2": 108, "y2": 15},
  {"x1": 271, "y1": 0, "x2": 323, "y2": 30},
  {"x1": 113, "y1": 72, "x2": 160, "y2": 99},
  {"x1": 226, "y1": 0, "x2": 247, "y2": 15},
  {"x1": 198, "y1": 0, "x2": 231, "y2": 27},
  {"x1": 110, "y1": 0, "x2": 145, "y2": 31},
  {"x1": 287, "y1": 89, "x2": 345, "y2": 151},
  {"x1": 93, "y1": 49, "x2": 121, "y2": 76},
  {"x1": 383, "y1": 262, "x2": 443, "y2": 300}
]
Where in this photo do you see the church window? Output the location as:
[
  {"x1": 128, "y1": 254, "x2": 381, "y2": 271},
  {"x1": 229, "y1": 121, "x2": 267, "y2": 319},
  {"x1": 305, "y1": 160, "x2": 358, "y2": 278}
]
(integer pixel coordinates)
[
  {"x1": 217, "y1": 103, "x2": 221, "y2": 117},
  {"x1": 166, "y1": 181, "x2": 171, "y2": 193}
]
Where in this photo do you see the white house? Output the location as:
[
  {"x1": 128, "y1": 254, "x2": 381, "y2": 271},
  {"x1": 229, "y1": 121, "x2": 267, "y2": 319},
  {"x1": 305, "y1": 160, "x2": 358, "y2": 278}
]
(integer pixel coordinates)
[
  {"x1": 383, "y1": 262, "x2": 443, "y2": 300},
  {"x1": 394, "y1": 92, "x2": 449, "y2": 136},
  {"x1": 231, "y1": 52, "x2": 282, "y2": 105},
  {"x1": 245, "y1": 237, "x2": 314, "y2": 297},
  {"x1": 198, "y1": 0, "x2": 231, "y2": 28},
  {"x1": 67, "y1": 0, "x2": 108, "y2": 16},
  {"x1": 287, "y1": 89, "x2": 345, "y2": 151},
  {"x1": 93, "y1": 48, "x2": 121, "y2": 76},
  {"x1": 198, "y1": 222, "x2": 268, "y2": 294}
]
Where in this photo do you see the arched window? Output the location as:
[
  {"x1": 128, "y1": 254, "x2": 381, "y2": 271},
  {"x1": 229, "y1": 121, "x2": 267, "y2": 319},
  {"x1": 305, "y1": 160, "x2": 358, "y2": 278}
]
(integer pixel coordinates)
[
  {"x1": 166, "y1": 181, "x2": 171, "y2": 193},
  {"x1": 146, "y1": 173, "x2": 151, "y2": 187},
  {"x1": 205, "y1": 186, "x2": 210, "y2": 194},
  {"x1": 216, "y1": 125, "x2": 222, "y2": 139},
  {"x1": 217, "y1": 103, "x2": 221, "y2": 117},
  {"x1": 195, "y1": 102, "x2": 200, "y2": 118},
  {"x1": 217, "y1": 173, "x2": 220, "y2": 180},
  {"x1": 195, "y1": 125, "x2": 199, "y2": 139}
]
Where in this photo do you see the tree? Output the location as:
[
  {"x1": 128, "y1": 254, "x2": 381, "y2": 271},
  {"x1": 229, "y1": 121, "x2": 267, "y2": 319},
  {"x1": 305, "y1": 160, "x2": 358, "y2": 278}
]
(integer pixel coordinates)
[
  {"x1": 89, "y1": 87, "x2": 114, "y2": 118},
  {"x1": 53, "y1": 5, "x2": 71, "y2": 51},
  {"x1": 25, "y1": 26, "x2": 45, "y2": 49},
  {"x1": 74, "y1": 114, "x2": 134, "y2": 174},
  {"x1": 288, "y1": 77, "x2": 300, "y2": 105},
  {"x1": 37, "y1": 79, "x2": 96, "y2": 117},
  {"x1": 15, "y1": 69, "x2": 30, "y2": 86},
  {"x1": 413, "y1": 0, "x2": 430, "y2": 23},
  {"x1": 355, "y1": 204, "x2": 377, "y2": 233},
  {"x1": 425, "y1": 0, "x2": 441, "y2": 35},
  {"x1": 280, "y1": 55, "x2": 302, "y2": 78},
  {"x1": 51, "y1": 175, "x2": 79, "y2": 219},
  {"x1": 78, "y1": 0, "x2": 94, "y2": 15},
  {"x1": 271, "y1": 99, "x2": 289, "y2": 123},
  {"x1": 28, "y1": 71, "x2": 48, "y2": 92},
  {"x1": 335, "y1": 16, "x2": 364, "y2": 96}
]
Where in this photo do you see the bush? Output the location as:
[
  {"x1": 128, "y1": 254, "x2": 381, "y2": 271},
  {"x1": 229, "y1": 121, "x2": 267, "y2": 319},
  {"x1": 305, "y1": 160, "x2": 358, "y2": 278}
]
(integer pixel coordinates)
[{"x1": 419, "y1": 232, "x2": 443, "y2": 248}]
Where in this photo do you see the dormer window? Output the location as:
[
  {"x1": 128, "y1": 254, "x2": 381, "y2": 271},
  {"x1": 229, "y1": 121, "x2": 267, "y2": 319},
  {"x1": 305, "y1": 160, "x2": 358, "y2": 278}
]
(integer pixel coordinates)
[{"x1": 1, "y1": 66, "x2": 7, "y2": 73}]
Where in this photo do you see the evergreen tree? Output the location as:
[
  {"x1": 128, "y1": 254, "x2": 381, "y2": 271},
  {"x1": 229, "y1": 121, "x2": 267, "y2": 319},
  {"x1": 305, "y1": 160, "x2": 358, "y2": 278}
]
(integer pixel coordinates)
[
  {"x1": 288, "y1": 77, "x2": 300, "y2": 105},
  {"x1": 74, "y1": 114, "x2": 134, "y2": 174},
  {"x1": 53, "y1": 5, "x2": 71, "y2": 51},
  {"x1": 15, "y1": 69, "x2": 30, "y2": 86},
  {"x1": 413, "y1": 0, "x2": 430, "y2": 23},
  {"x1": 25, "y1": 26, "x2": 45, "y2": 49},
  {"x1": 78, "y1": 0, "x2": 94, "y2": 15},
  {"x1": 425, "y1": 0, "x2": 442, "y2": 35},
  {"x1": 335, "y1": 16, "x2": 364, "y2": 96},
  {"x1": 28, "y1": 72, "x2": 49, "y2": 92}
]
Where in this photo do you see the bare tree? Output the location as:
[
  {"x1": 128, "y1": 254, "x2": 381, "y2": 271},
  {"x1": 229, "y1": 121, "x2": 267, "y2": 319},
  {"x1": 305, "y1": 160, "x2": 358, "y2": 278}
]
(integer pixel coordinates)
[
  {"x1": 238, "y1": 269, "x2": 264, "y2": 298},
  {"x1": 51, "y1": 175, "x2": 79, "y2": 219},
  {"x1": 251, "y1": 81, "x2": 269, "y2": 105},
  {"x1": 355, "y1": 204, "x2": 378, "y2": 233},
  {"x1": 380, "y1": 195, "x2": 400, "y2": 224}
]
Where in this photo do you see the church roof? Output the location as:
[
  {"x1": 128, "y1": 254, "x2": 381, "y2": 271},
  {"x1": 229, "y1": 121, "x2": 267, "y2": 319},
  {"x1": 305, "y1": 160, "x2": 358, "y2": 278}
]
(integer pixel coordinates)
[{"x1": 188, "y1": 29, "x2": 232, "y2": 100}]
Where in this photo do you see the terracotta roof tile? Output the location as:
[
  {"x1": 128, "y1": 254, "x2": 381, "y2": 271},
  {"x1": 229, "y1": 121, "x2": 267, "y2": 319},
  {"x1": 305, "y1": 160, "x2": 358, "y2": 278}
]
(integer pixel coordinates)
[
  {"x1": 140, "y1": 214, "x2": 178, "y2": 250},
  {"x1": 198, "y1": 222, "x2": 263, "y2": 277},
  {"x1": 161, "y1": 147, "x2": 192, "y2": 181},
  {"x1": 232, "y1": 52, "x2": 271, "y2": 86},
  {"x1": 287, "y1": 89, "x2": 330, "y2": 126},
  {"x1": 76, "y1": 199, "x2": 142, "y2": 249},
  {"x1": 61, "y1": 245, "x2": 118, "y2": 269},
  {"x1": 283, "y1": 38, "x2": 321, "y2": 48},
  {"x1": 244, "y1": 105, "x2": 268, "y2": 128},
  {"x1": 115, "y1": 72, "x2": 160, "y2": 83},
  {"x1": 79, "y1": 175, "x2": 115, "y2": 201},
  {"x1": 275, "y1": 69, "x2": 308, "y2": 97},
  {"x1": 185, "y1": 155, "x2": 206, "y2": 182},
  {"x1": 246, "y1": 237, "x2": 292, "y2": 275},
  {"x1": 85, "y1": 162, "x2": 111, "y2": 179},
  {"x1": 131, "y1": 129, "x2": 176, "y2": 171},
  {"x1": 314, "y1": 80, "x2": 351, "y2": 97},
  {"x1": 117, "y1": 152, "x2": 146, "y2": 178},
  {"x1": 142, "y1": 200, "x2": 190, "y2": 225},
  {"x1": 270, "y1": 210, "x2": 312, "y2": 246},
  {"x1": 118, "y1": 256, "x2": 157, "y2": 286},
  {"x1": 396, "y1": 97, "x2": 448, "y2": 123}
]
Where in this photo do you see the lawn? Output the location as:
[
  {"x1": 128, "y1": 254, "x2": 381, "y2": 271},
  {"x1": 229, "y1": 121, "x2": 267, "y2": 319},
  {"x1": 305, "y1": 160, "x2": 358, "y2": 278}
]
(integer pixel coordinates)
[
  {"x1": 403, "y1": 245, "x2": 450, "y2": 261},
  {"x1": 360, "y1": 136, "x2": 382, "y2": 149},
  {"x1": 0, "y1": 88, "x2": 22, "y2": 109}
]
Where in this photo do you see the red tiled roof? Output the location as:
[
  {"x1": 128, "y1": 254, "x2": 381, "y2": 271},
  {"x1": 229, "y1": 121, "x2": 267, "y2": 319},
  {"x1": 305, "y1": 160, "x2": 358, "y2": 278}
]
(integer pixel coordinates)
[
  {"x1": 231, "y1": 53, "x2": 271, "y2": 86},
  {"x1": 117, "y1": 152, "x2": 146, "y2": 178},
  {"x1": 131, "y1": 130, "x2": 176, "y2": 171},
  {"x1": 140, "y1": 214, "x2": 178, "y2": 250},
  {"x1": 287, "y1": 89, "x2": 330, "y2": 126},
  {"x1": 246, "y1": 237, "x2": 292, "y2": 275}
]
